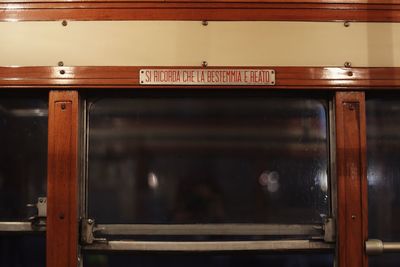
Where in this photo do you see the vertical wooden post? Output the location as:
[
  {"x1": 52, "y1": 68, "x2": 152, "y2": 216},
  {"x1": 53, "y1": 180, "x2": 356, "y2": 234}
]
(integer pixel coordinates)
[
  {"x1": 47, "y1": 91, "x2": 79, "y2": 267},
  {"x1": 336, "y1": 92, "x2": 368, "y2": 267}
]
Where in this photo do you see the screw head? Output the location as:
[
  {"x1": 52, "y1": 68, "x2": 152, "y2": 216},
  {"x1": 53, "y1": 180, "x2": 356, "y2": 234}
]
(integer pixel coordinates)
[
  {"x1": 344, "y1": 21, "x2": 350, "y2": 27},
  {"x1": 344, "y1": 61, "x2": 352, "y2": 68},
  {"x1": 202, "y1": 20, "x2": 208, "y2": 26},
  {"x1": 58, "y1": 61, "x2": 64, "y2": 67},
  {"x1": 62, "y1": 20, "x2": 68, "y2": 27},
  {"x1": 202, "y1": 61, "x2": 208, "y2": 68},
  {"x1": 88, "y1": 219, "x2": 94, "y2": 225},
  {"x1": 60, "y1": 70, "x2": 65, "y2": 75}
]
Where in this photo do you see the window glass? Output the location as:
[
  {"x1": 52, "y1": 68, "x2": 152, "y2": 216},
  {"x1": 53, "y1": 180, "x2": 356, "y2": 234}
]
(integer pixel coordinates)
[
  {"x1": 0, "y1": 97, "x2": 48, "y2": 221},
  {"x1": 0, "y1": 95, "x2": 48, "y2": 267},
  {"x1": 367, "y1": 98, "x2": 400, "y2": 266},
  {"x1": 0, "y1": 235, "x2": 45, "y2": 267},
  {"x1": 88, "y1": 93, "x2": 329, "y2": 225},
  {"x1": 83, "y1": 252, "x2": 334, "y2": 267}
]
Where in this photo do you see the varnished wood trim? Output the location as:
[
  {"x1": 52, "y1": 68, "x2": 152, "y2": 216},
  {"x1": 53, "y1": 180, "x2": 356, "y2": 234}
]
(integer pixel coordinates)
[
  {"x1": 47, "y1": 91, "x2": 79, "y2": 267},
  {"x1": 2, "y1": 0, "x2": 400, "y2": 4},
  {"x1": 335, "y1": 92, "x2": 368, "y2": 267},
  {"x1": 1, "y1": 66, "x2": 400, "y2": 89},
  {"x1": 2, "y1": 2, "x2": 400, "y2": 22}
]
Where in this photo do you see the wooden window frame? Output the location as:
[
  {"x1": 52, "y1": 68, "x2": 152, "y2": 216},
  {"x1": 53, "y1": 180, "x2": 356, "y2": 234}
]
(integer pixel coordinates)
[
  {"x1": 47, "y1": 91, "x2": 79, "y2": 267},
  {"x1": 335, "y1": 92, "x2": 368, "y2": 267}
]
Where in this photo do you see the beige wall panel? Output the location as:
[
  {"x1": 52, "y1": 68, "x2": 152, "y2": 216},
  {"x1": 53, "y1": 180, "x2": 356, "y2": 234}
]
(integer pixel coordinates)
[{"x1": 0, "y1": 21, "x2": 399, "y2": 67}]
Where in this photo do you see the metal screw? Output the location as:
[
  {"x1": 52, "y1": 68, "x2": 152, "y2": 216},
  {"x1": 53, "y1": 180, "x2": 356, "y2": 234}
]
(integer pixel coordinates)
[
  {"x1": 347, "y1": 71, "x2": 353, "y2": 77},
  {"x1": 202, "y1": 20, "x2": 208, "y2": 26},
  {"x1": 344, "y1": 61, "x2": 352, "y2": 68},
  {"x1": 39, "y1": 199, "x2": 43, "y2": 203},
  {"x1": 62, "y1": 20, "x2": 68, "y2": 27},
  {"x1": 60, "y1": 70, "x2": 65, "y2": 75},
  {"x1": 88, "y1": 219, "x2": 94, "y2": 225},
  {"x1": 352, "y1": 215, "x2": 356, "y2": 220},
  {"x1": 61, "y1": 103, "x2": 66, "y2": 110},
  {"x1": 58, "y1": 61, "x2": 64, "y2": 67},
  {"x1": 202, "y1": 61, "x2": 208, "y2": 68},
  {"x1": 344, "y1": 21, "x2": 350, "y2": 27},
  {"x1": 59, "y1": 213, "x2": 65, "y2": 220},
  {"x1": 348, "y1": 103, "x2": 355, "y2": 110}
]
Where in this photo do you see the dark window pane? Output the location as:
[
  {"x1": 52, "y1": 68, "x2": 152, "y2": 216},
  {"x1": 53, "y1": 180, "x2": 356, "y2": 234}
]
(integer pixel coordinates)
[
  {"x1": 0, "y1": 97, "x2": 48, "y2": 221},
  {"x1": 88, "y1": 94, "x2": 329, "y2": 224},
  {"x1": 83, "y1": 252, "x2": 334, "y2": 267},
  {"x1": 367, "y1": 99, "x2": 400, "y2": 266},
  {"x1": 369, "y1": 255, "x2": 400, "y2": 267},
  {"x1": 0, "y1": 235, "x2": 45, "y2": 267}
]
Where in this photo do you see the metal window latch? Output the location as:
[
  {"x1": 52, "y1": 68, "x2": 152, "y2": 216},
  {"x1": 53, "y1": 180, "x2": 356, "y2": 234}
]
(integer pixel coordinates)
[
  {"x1": 27, "y1": 197, "x2": 47, "y2": 228},
  {"x1": 312, "y1": 217, "x2": 336, "y2": 243},
  {"x1": 80, "y1": 218, "x2": 106, "y2": 245},
  {"x1": 323, "y1": 217, "x2": 335, "y2": 243}
]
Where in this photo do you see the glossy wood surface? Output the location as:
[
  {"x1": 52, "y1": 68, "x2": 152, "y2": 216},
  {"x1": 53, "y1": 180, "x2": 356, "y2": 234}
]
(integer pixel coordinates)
[
  {"x1": 335, "y1": 92, "x2": 368, "y2": 267},
  {"x1": 1, "y1": 66, "x2": 400, "y2": 89},
  {"x1": 47, "y1": 91, "x2": 79, "y2": 267},
  {"x1": 2, "y1": 0, "x2": 400, "y2": 3},
  {"x1": 1, "y1": 2, "x2": 400, "y2": 22}
]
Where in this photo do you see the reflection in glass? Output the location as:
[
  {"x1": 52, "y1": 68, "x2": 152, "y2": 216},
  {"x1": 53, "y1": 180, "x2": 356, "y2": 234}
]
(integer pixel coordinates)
[
  {"x1": 367, "y1": 99, "x2": 400, "y2": 267},
  {"x1": 0, "y1": 97, "x2": 48, "y2": 221},
  {"x1": 83, "y1": 252, "x2": 334, "y2": 267},
  {"x1": 88, "y1": 94, "x2": 329, "y2": 224}
]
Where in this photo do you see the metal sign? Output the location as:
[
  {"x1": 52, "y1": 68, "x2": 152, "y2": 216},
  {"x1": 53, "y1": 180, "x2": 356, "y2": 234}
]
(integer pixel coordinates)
[{"x1": 140, "y1": 69, "x2": 275, "y2": 86}]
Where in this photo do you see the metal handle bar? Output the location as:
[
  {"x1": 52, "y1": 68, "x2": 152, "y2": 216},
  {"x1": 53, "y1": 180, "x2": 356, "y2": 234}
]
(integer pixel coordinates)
[
  {"x1": 0, "y1": 222, "x2": 45, "y2": 232},
  {"x1": 366, "y1": 239, "x2": 400, "y2": 255},
  {"x1": 83, "y1": 240, "x2": 334, "y2": 252}
]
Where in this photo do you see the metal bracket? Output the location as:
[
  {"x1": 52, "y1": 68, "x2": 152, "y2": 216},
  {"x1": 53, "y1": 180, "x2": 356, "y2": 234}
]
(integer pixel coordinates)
[
  {"x1": 366, "y1": 239, "x2": 384, "y2": 255},
  {"x1": 312, "y1": 217, "x2": 335, "y2": 243},
  {"x1": 27, "y1": 197, "x2": 47, "y2": 228},
  {"x1": 80, "y1": 218, "x2": 106, "y2": 245},
  {"x1": 81, "y1": 218, "x2": 95, "y2": 245},
  {"x1": 323, "y1": 217, "x2": 336, "y2": 243}
]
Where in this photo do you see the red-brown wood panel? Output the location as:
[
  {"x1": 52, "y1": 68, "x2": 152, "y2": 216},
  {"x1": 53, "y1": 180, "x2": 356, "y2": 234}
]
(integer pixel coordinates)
[
  {"x1": 336, "y1": 91, "x2": 368, "y2": 267},
  {"x1": 47, "y1": 91, "x2": 79, "y2": 267},
  {"x1": 1, "y1": 0, "x2": 400, "y2": 4},
  {"x1": 1, "y1": 2, "x2": 400, "y2": 22},
  {"x1": 1, "y1": 66, "x2": 400, "y2": 89}
]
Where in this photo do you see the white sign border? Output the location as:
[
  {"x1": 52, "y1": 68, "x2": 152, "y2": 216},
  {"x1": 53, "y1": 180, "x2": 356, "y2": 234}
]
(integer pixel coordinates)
[{"x1": 139, "y1": 69, "x2": 276, "y2": 86}]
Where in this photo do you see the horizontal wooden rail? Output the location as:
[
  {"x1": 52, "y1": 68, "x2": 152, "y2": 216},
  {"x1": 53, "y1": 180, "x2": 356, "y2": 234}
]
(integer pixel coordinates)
[
  {"x1": 1, "y1": 66, "x2": 400, "y2": 89},
  {"x1": 2, "y1": 2, "x2": 400, "y2": 22}
]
